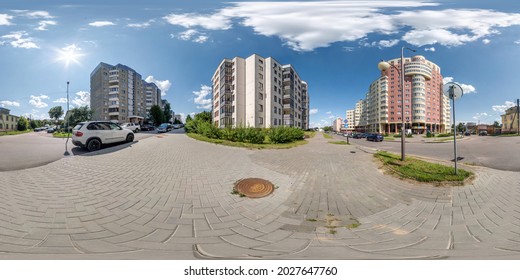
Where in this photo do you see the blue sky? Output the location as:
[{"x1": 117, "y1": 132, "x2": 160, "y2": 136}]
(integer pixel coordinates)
[{"x1": 1, "y1": 0, "x2": 519, "y2": 127}]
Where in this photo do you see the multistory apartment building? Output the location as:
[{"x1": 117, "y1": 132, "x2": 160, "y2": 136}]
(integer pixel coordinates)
[
  {"x1": 353, "y1": 55, "x2": 450, "y2": 134},
  {"x1": 212, "y1": 54, "x2": 309, "y2": 129},
  {"x1": 355, "y1": 99, "x2": 367, "y2": 131},
  {"x1": 90, "y1": 62, "x2": 149, "y2": 124},
  {"x1": 332, "y1": 117, "x2": 343, "y2": 132},
  {"x1": 144, "y1": 82, "x2": 162, "y2": 116},
  {"x1": 0, "y1": 107, "x2": 19, "y2": 132},
  {"x1": 345, "y1": 109, "x2": 355, "y2": 131}
]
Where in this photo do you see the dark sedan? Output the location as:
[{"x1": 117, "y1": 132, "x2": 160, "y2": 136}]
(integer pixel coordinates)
[
  {"x1": 141, "y1": 124, "x2": 155, "y2": 131},
  {"x1": 366, "y1": 133, "x2": 384, "y2": 142}
]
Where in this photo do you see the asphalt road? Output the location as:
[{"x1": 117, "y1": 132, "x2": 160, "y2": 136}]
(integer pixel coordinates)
[
  {"x1": 0, "y1": 129, "x2": 183, "y2": 171},
  {"x1": 333, "y1": 134, "x2": 520, "y2": 171}
]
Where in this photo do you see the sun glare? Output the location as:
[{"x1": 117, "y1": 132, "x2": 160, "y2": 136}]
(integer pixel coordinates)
[{"x1": 56, "y1": 44, "x2": 84, "y2": 67}]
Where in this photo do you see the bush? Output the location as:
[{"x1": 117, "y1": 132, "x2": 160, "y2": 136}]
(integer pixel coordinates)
[
  {"x1": 267, "y1": 126, "x2": 304, "y2": 143},
  {"x1": 198, "y1": 121, "x2": 221, "y2": 139},
  {"x1": 244, "y1": 127, "x2": 265, "y2": 144},
  {"x1": 436, "y1": 133, "x2": 453, "y2": 137},
  {"x1": 17, "y1": 116, "x2": 29, "y2": 131}
]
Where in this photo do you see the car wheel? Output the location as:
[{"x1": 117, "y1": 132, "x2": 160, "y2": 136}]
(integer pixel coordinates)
[
  {"x1": 87, "y1": 139, "x2": 101, "y2": 152},
  {"x1": 126, "y1": 133, "x2": 134, "y2": 143},
  {"x1": 135, "y1": 128, "x2": 139, "y2": 133}
]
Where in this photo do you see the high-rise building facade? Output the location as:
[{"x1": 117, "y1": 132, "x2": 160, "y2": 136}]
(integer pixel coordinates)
[
  {"x1": 144, "y1": 82, "x2": 162, "y2": 116},
  {"x1": 345, "y1": 109, "x2": 355, "y2": 131},
  {"x1": 355, "y1": 55, "x2": 450, "y2": 134},
  {"x1": 91, "y1": 62, "x2": 152, "y2": 123},
  {"x1": 332, "y1": 117, "x2": 343, "y2": 132},
  {"x1": 212, "y1": 54, "x2": 309, "y2": 129}
]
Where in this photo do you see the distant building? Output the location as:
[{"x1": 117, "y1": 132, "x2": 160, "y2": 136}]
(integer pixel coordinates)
[
  {"x1": 174, "y1": 114, "x2": 182, "y2": 123},
  {"x1": 0, "y1": 107, "x2": 19, "y2": 132},
  {"x1": 345, "y1": 109, "x2": 355, "y2": 131},
  {"x1": 90, "y1": 62, "x2": 161, "y2": 124},
  {"x1": 211, "y1": 54, "x2": 309, "y2": 129},
  {"x1": 501, "y1": 106, "x2": 519, "y2": 134},
  {"x1": 332, "y1": 117, "x2": 342, "y2": 132}
]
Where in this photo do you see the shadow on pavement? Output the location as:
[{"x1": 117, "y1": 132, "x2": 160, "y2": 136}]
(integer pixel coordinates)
[{"x1": 72, "y1": 141, "x2": 139, "y2": 157}]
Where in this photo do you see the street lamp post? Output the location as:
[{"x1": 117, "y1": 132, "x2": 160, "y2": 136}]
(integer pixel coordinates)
[
  {"x1": 378, "y1": 46, "x2": 416, "y2": 161},
  {"x1": 444, "y1": 82, "x2": 464, "y2": 175},
  {"x1": 64, "y1": 81, "x2": 70, "y2": 156}
]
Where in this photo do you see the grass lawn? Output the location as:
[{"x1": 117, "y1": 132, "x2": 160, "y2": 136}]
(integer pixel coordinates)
[
  {"x1": 304, "y1": 131, "x2": 316, "y2": 138},
  {"x1": 323, "y1": 133, "x2": 333, "y2": 139},
  {"x1": 374, "y1": 151, "x2": 473, "y2": 183},
  {"x1": 384, "y1": 137, "x2": 396, "y2": 141},
  {"x1": 0, "y1": 130, "x2": 32, "y2": 136},
  {"x1": 495, "y1": 134, "x2": 520, "y2": 137},
  {"x1": 187, "y1": 133, "x2": 308, "y2": 149},
  {"x1": 329, "y1": 140, "x2": 350, "y2": 145},
  {"x1": 53, "y1": 132, "x2": 71, "y2": 138}
]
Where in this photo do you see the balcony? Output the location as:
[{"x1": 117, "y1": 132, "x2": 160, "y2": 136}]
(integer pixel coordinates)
[
  {"x1": 283, "y1": 104, "x2": 292, "y2": 109},
  {"x1": 108, "y1": 104, "x2": 119, "y2": 108},
  {"x1": 108, "y1": 112, "x2": 119, "y2": 116}
]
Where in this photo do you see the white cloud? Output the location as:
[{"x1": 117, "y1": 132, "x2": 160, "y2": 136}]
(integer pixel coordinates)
[
  {"x1": 492, "y1": 101, "x2": 516, "y2": 113},
  {"x1": 71, "y1": 91, "x2": 90, "y2": 107},
  {"x1": 0, "y1": 100, "x2": 20, "y2": 107},
  {"x1": 29, "y1": 95, "x2": 49, "y2": 108},
  {"x1": 343, "y1": 46, "x2": 354, "y2": 52},
  {"x1": 443, "y1": 77, "x2": 476, "y2": 94},
  {"x1": 515, "y1": 40, "x2": 520, "y2": 45},
  {"x1": 0, "y1": 14, "x2": 14, "y2": 25},
  {"x1": 424, "y1": 47, "x2": 435, "y2": 52},
  {"x1": 145, "y1": 76, "x2": 171, "y2": 96},
  {"x1": 88, "y1": 21, "x2": 115, "y2": 27},
  {"x1": 23, "y1": 11, "x2": 54, "y2": 19},
  {"x1": 326, "y1": 111, "x2": 332, "y2": 115},
  {"x1": 36, "y1": 20, "x2": 57, "y2": 31},
  {"x1": 163, "y1": 13, "x2": 232, "y2": 30},
  {"x1": 175, "y1": 29, "x2": 209, "y2": 43},
  {"x1": 162, "y1": 2, "x2": 520, "y2": 51},
  {"x1": 482, "y1": 39, "x2": 490, "y2": 44},
  {"x1": 473, "y1": 112, "x2": 488, "y2": 120},
  {"x1": 53, "y1": 98, "x2": 67, "y2": 103},
  {"x1": 127, "y1": 19, "x2": 154, "y2": 28},
  {"x1": 309, "y1": 108, "x2": 318, "y2": 115},
  {"x1": 193, "y1": 85, "x2": 212, "y2": 110},
  {"x1": 0, "y1": 31, "x2": 39, "y2": 49}
]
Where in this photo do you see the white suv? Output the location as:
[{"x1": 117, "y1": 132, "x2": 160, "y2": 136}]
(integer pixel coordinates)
[
  {"x1": 72, "y1": 121, "x2": 134, "y2": 152},
  {"x1": 121, "y1": 123, "x2": 140, "y2": 132}
]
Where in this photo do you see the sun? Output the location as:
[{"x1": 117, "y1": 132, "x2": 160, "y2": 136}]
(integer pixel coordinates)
[{"x1": 56, "y1": 44, "x2": 84, "y2": 67}]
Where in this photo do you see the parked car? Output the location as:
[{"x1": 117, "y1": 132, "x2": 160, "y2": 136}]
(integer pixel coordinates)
[
  {"x1": 172, "y1": 124, "x2": 181, "y2": 129},
  {"x1": 479, "y1": 131, "x2": 488, "y2": 136},
  {"x1": 464, "y1": 131, "x2": 471, "y2": 136},
  {"x1": 72, "y1": 121, "x2": 134, "y2": 152},
  {"x1": 141, "y1": 124, "x2": 155, "y2": 131},
  {"x1": 121, "y1": 123, "x2": 140, "y2": 133},
  {"x1": 352, "y1": 133, "x2": 363, "y2": 139},
  {"x1": 366, "y1": 133, "x2": 384, "y2": 142},
  {"x1": 46, "y1": 127, "x2": 55, "y2": 133},
  {"x1": 157, "y1": 123, "x2": 172, "y2": 133}
]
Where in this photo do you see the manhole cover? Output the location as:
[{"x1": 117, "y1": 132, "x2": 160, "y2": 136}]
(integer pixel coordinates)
[{"x1": 234, "y1": 178, "x2": 274, "y2": 198}]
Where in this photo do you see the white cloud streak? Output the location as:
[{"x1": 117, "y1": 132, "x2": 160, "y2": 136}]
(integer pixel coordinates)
[
  {"x1": 492, "y1": 101, "x2": 516, "y2": 113},
  {"x1": 36, "y1": 20, "x2": 57, "y2": 31},
  {"x1": 71, "y1": 91, "x2": 90, "y2": 107},
  {"x1": 53, "y1": 98, "x2": 67, "y2": 104},
  {"x1": 174, "y1": 29, "x2": 209, "y2": 43},
  {"x1": 127, "y1": 19, "x2": 155, "y2": 28},
  {"x1": 0, "y1": 100, "x2": 20, "y2": 107},
  {"x1": 309, "y1": 108, "x2": 318, "y2": 115},
  {"x1": 88, "y1": 21, "x2": 115, "y2": 27},
  {"x1": 193, "y1": 85, "x2": 212, "y2": 109},
  {"x1": 162, "y1": 1, "x2": 520, "y2": 51},
  {"x1": 0, "y1": 31, "x2": 39, "y2": 49},
  {"x1": 145, "y1": 76, "x2": 171, "y2": 96},
  {"x1": 0, "y1": 14, "x2": 14, "y2": 25},
  {"x1": 29, "y1": 95, "x2": 49, "y2": 108}
]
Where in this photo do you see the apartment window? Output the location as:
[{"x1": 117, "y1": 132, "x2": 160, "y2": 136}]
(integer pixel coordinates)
[
  {"x1": 259, "y1": 66, "x2": 264, "y2": 72},
  {"x1": 274, "y1": 96, "x2": 277, "y2": 102},
  {"x1": 259, "y1": 73, "x2": 264, "y2": 80},
  {"x1": 259, "y1": 82, "x2": 264, "y2": 91},
  {"x1": 259, "y1": 93, "x2": 263, "y2": 100},
  {"x1": 259, "y1": 105, "x2": 263, "y2": 112},
  {"x1": 259, "y1": 117, "x2": 263, "y2": 124},
  {"x1": 259, "y1": 59, "x2": 263, "y2": 64}
]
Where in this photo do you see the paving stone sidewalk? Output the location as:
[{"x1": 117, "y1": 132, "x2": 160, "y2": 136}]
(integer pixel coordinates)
[{"x1": 0, "y1": 133, "x2": 519, "y2": 259}]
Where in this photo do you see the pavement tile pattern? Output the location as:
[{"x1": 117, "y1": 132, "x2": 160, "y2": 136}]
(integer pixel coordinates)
[{"x1": 0, "y1": 133, "x2": 519, "y2": 259}]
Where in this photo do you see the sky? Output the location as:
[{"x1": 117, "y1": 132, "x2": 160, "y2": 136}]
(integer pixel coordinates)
[{"x1": 1, "y1": 0, "x2": 520, "y2": 127}]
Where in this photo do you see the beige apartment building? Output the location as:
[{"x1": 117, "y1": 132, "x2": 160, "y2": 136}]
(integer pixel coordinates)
[
  {"x1": 502, "y1": 105, "x2": 519, "y2": 134},
  {"x1": 212, "y1": 54, "x2": 309, "y2": 129},
  {"x1": 345, "y1": 109, "x2": 355, "y2": 131},
  {"x1": 91, "y1": 62, "x2": 159, "y2": 124},
  {"x1": 0, "y1": 107, "x2": 19, "y2": 132}
]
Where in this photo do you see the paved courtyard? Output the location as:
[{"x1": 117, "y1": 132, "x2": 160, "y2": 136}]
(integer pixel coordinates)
[{"x1": 0, "y1": 133, "x2": 519, "y2": 259}]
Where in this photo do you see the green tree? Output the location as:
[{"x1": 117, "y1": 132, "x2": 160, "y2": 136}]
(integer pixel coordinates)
[
  {"x1": 163, "y1": 102, "x2": 172, "y2": 123},
  {"x1": 30, "y1": 119, "x2": 42, "y2": 129},
  {"x1": 48, "y1": 106, "x2": 64, "y2": 125},
  {"x1": 67, "y1": 106, "x2": 93, "y2": 127},
  {"x1": 456, "y1": 122, "x2": 465, "y2": 133},
  {"x1": 173, "y1": 118, "x2": 182, "y2": 124},
  {"x1": 185, "y1": 114, "x2": 192, "y2": 123},
  {"x1": 194, "y1": 111, "x2": 212, "y2": 123},
  {"x1": 17, "y1": 116, "x2": 29, "y2": 131},
  {"x1": 322, "y1": 126, "x2": 333, "y2": 132},
  {"x1": 150, "y1": 105, "x2": 164, "y2": 126}
]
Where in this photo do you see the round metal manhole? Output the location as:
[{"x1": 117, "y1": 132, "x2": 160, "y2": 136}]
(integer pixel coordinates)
[{"x1": 234, "y1": 178, "x2": 274, "y2": 198}]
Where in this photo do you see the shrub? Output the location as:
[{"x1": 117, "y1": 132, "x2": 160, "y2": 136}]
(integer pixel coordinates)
[
  {"x1": 267, "y1": 126, "x2": 304, "y2": 143},
  {"x1": 244, "y1": 127, "x2": 265, "y2": 144},
  {"x1": 198, "y1": 121, "x2": 221, "y2": 139}
]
